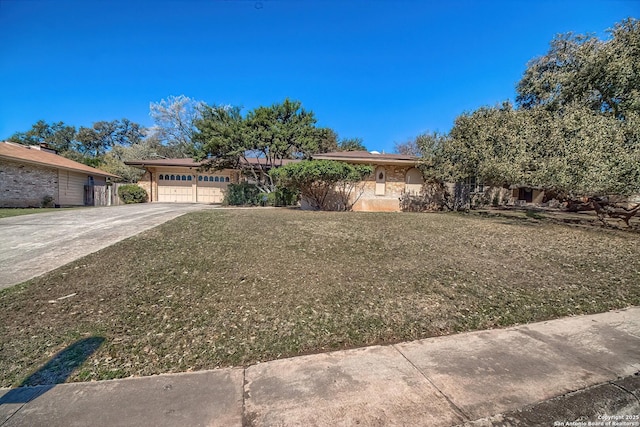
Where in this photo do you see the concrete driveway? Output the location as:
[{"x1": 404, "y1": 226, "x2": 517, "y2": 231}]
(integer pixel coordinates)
[{"x1": 0, "y1": 203, "x2": 214, "y2": 290}]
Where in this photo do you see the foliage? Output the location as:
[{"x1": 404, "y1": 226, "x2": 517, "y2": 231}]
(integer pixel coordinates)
[
  {"x1": 263, "y1": 187, "x2": 298, "y2": 207},
  {"x1": 271, "y1": 160, "x2": 372, "y2": 211},
  {"x1": 224, "y1": 182, "x2": 262, "y2": 206},
  {"x1": 76, "y1": 119, "x2": 144, "y2": 158},
  {"x1": 117, "y1": 184, "x2": 148, "y2": 204},
  {"x1": 439, "y1": 18, "x2": 640, "y2": 199},
  {"x1": 148, "y1": 95, "x2": 205, "y2": 157},
  {"x1": 193, "y1": 99, "x2": 343, "y2": 193},
  {"x1": 399, "y1": 183, "x2": 449, "y2": 212},
  {"x1": 517, "y1": 18, "x2": 640, "y2": 119},
  {"x1": 8, "y1": 120, "x2": 77, "y2": 153},
  {"x1": 100, "y1": 138, "x2": 183, "y2": 183},
  {"x1": 394, "y1": 138, "x2": 421, "y2": 157},
  {"x1": 446, "y1": 103, "x2": 640, "y2": 197},
  {"x1": 41, "y1": 195, "x2": 55, "y2": 208},
  {"x1": 337, "y1": 137, "x2": 366, "y2": 151}
]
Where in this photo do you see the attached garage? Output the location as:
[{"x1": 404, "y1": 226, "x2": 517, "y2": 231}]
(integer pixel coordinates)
[
  {"x1": 125, "y1": 157, "x2": 236, "y2": 204},
  {"x1": 127, "y1": 157, "x2": 297, "y2": 205},
  {"x1": 154, "y1": 172, "x2": 230, "y2": 203}
]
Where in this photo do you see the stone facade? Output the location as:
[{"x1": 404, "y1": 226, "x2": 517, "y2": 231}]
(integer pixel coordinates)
[
  {"x1": 0, "y1": 159, "x2": 58, "y2": 207},
  {"x1": 352, "y1": 166, "x2": 416, "y2": 212},
  {"x1": 137, "y1": 170, "x2": 153, "y2": 200}
]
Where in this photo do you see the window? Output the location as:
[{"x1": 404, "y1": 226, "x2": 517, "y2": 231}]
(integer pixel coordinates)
[
  {"x1": 214, "y1": 176, "x2": 219, "y2": 182},
  {"x1": 159, "y1": 175, "x2": 164, "y2": 180},
  {"x1": 170, "y1": 175, "x2": 175, "y2": 180},
  {"x1": 187, "y1": 175, "x2": 192, "y2": 181},
  {"x1": 198, "y1": 176, "x2": 202, "y2": 181},
  {"x1": 204, "y1": 176, "x2": 209, "y2": 182},
  {"x1": 181, "y1": 175, "x2": 187, "y2": 181},
  {"x1": 164, "y1": 175, "x2": 169, "y2": 180},
  {"x1": 225, "y1": 177, "x2": 230, "y2": 183}
]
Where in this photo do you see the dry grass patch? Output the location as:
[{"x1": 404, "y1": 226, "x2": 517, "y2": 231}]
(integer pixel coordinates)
[{"x1": 1, "y1": 209, "x2": 638, "y2": 386}]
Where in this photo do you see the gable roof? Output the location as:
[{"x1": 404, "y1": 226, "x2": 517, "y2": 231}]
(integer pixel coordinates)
[
  {"x1": 0, "y1": 142, "x2": 119, "y2": 178},
  {"x1": 312, "y1": 151, "x2": 419, "y2": 166}
]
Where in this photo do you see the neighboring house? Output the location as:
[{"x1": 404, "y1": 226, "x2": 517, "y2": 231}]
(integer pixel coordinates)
[
  {"x1": 312, "y1": 151, "x2": 423, "y2": 212},
  {"x1": 0, "y1": 141, "x2": 119, "y2": 208},
  {"x1": 125, "y1": 158, "x2": 298, "y2": 203},
  {"x1": 510, "y1": 185, "x2": 545, "y2": 204}
]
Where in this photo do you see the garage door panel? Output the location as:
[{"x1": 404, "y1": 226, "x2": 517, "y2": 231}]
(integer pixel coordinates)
[
  {"x1": 197, "y1": 187, "x2": 222, "y2": 203},
  {"x1": 158, "y1": 181, "x2": 193, "y2": 203}
]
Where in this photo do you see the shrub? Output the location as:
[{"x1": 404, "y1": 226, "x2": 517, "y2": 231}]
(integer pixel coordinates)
[
  {"x1": 224, "y1": 182, "x2": 262, "y2": 206},
  {"x1": 41, "y1": 195, "x2": 55, "y2": 208},
  {"x1": 400, "y1": 183, "x2": 449, "y2": 212},
  {"x1": 270, "y1": 160, "x2": 372, "y2": 211},
  {"x1": 118, "y1": 184, "x2": 148, "y2": 204}
]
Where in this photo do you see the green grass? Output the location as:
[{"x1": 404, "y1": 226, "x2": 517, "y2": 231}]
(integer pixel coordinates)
[
  {"x1": 1, "y1": 209, "x2": 638, "y2": 386},
  {"x1": 0, "y1": 207, "x2": 77, "y2": 219}
]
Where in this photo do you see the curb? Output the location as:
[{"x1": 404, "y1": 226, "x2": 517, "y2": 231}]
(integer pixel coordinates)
[{"x1": 460, "y1": 373, "x2": 640, "y2": 427}]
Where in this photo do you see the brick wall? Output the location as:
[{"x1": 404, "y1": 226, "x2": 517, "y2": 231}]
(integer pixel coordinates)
[{"x1": 0, "y1": 159, "x2": 58, "y2": 207}]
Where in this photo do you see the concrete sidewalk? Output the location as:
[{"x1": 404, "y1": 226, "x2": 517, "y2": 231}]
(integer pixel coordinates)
[{"x1": 1, "y1": 308, "x2": 638, "y2": 426}]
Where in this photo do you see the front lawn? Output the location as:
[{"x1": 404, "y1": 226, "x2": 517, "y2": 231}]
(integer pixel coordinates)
[
  {"x1": 1, "y1": 209, "x2": 638, "y2": 386},
  {"x1": 0, "y1": 207, "x2": 81, "y2": 219},
  {"x1": 0, "y1": 208, "x2": 67, "y2": 219}
]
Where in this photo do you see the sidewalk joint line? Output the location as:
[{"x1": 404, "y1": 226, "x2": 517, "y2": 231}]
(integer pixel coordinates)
[
  {"x1": 392, "y1": 344, "x2": 471, "y2": 422},
  {"x1": 241, "y1": 368, "x2": 249, "y2": 427},
  {"x1": 0, "y1": 386, "x2": 45, "y2": 427}
]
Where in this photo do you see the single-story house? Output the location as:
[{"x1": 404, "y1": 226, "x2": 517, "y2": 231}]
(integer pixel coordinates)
[
  {"x1": 312, "y1": 151, "x2": 423, "y2": 212},
  {"x1": 125, "y1": 158, "x2": 298, "y2": 203},
  {"x1": 0, "y1": 141, "x2": 119, "y2": 208},
  {"x1": 127, "y1": 152, "x2": 422, "y2": 211}
]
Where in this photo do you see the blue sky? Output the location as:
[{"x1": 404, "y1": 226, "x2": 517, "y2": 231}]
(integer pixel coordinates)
[{"x1": 0, "y1": 0, "x2": 635, "y2": 153}]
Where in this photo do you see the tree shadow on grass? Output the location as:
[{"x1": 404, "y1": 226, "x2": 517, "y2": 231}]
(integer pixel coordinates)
[{"x1": 0, "y1": 336, "x2": 105, "y2": 405}]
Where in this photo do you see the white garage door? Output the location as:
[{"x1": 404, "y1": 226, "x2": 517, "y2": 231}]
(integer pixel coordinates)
[
  {"x1": 196, "y1": 175, "x2": 228, "y2": 203},
  {"x1": 158, "y1": 174, "x2": 193, "y2": 203}
]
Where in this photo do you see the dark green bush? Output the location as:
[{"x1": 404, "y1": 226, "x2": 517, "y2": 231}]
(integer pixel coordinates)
[
  {"x1": 41, "y1": 195, "x2": 55, "y2": 208},
  {"x1": 118, "y1": 184, "x2": 148, "y2": 204},
  {"x1": 224, "y1": 183, "x2": 298, "y2": 206},
  {"x1": 224, "y1": 182, "x2": 262, "y2": 206}
]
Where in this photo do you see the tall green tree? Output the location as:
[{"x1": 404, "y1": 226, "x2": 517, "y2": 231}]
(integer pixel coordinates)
[
  {"x1": 441, "y1": 18, "x2": 640, "y2": 199},
  {"x1": 8, "y1": 120, "x2": 77, "y2": 153},
  {"x1": 193, "y1": 99, "x2": 327, "y2": 192},
  {"x1": 337, "y1": 137, "x2": 366, "y2": 151},
  {"x1": 76, "y1": 119, "x2": 144, "y2": 158},
  {"x1": 517, "y1": 18, "x2": 640, "y2": 119}
]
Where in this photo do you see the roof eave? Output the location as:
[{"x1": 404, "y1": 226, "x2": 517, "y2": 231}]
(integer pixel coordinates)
[
  {"x1": 0, "y1": 154, "x2": 119, "y2": 179},
  {"x1": 312, "y1": 156, "x2": 418, "y2": 166}
]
